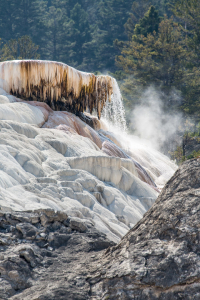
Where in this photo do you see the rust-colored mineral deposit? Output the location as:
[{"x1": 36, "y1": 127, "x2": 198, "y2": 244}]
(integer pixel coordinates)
[{"x1": 0, "y1": 60, "x2": 114, "y2": 118}]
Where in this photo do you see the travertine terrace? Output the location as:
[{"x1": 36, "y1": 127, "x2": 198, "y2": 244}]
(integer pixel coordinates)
[
  {"x1": 0, "y1": 60, "x2": 177, "y2": 243},
  {"x1": 0, "y1": 60, "x2": 115, "y2": 118}
]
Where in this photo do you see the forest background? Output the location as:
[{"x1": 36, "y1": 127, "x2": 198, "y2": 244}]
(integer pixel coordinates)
[{"x1": 0, "y1": 0, "x2": 200, "y2": 161}]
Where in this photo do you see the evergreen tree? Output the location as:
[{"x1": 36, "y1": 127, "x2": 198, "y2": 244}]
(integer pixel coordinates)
[
  {"x1": 62, "y1": 3, "x2": 92, "y2": 70},
  {"x1": 172, "y1": 0, "x2": 200, "y2": 114},
  {"x1": 0, "y1": 0, "x2": 136, "y2": 71},
  {"x1": 134, "y1": 6, "x2": 161, "y2": 36},
  {"x1": 0, "y1": 0, "x2": 47, "y2": 51},
  {"x1": 124, "y1": 0, "x2": 150, "y2": 40},
  {"x1": 117, "y1": 17, "x2": 188, "y2": 104},
  {"x1": 0, "y1": 0, "x2": 18, "y2": 41},
  {"x1": 43, "y1": 1, "x2": 67, "y2": 61},
  {"x1": 172, "y1": 0, "x2": 200, "y2": 61},
  {"x1": 14, "y1": 0, "x2": 47, "y2": 39},
  {"x1": 0, "y1": 0, "x2": 185, "y2": 76},
  {"x1": 0, "y1": 36, "x2": 40, "y2": 61},
  {"x1": 95, "y1": 0, "x2": 133, "y2": 70},
  {"x1": 124, "y1": 0, "x2": 173, "y2": 40}
]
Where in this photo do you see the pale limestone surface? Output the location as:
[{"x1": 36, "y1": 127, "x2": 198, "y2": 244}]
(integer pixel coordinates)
[
  {"x1": 0, "y1": 88, "x2": 176, "y2": 242},
  {"x1": 0, "y1": 120, "x2": 156, "y2": 242}
]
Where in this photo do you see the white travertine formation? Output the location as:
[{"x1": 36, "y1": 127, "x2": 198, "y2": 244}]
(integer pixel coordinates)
[
  {"x1": 0, "y1": 119, "x2": 154, "y2": 242},
  {"x1": 0, "y1": 83, "x2": 177, "y2": 242},
  {"x1": 0, "y1": 102, "x2": 45, "y2": 126},
  {"x1": 0, "y1": 60, "x2": 117, "y2": 119}
]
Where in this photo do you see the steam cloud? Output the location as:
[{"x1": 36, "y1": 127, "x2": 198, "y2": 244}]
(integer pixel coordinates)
[{"x1": 130, "y1": 87, "x2": 183, "y2": 152}]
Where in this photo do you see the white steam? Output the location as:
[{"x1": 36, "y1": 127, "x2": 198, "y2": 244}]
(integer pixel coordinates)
[{"x1": 131, "y1": 87, "x2": 183, "y2": 151}]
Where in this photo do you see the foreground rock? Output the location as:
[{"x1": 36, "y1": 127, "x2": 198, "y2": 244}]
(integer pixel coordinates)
[
  {"x1": 90, "y1": 158, "x2": 200, "y2": 299},
  {"x1": 0, "y1": 159, "x2": 199, "y2": 299},
  {"x1": 0, "y1": 209, "x2": 114, "y2": 300}
]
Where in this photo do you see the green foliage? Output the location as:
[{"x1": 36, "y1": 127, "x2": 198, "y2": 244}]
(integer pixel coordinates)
[
  {"x1": 170, "y1": 146, "x2": 185, "y2": 164},
  {"x1": 0, "y1": 0, "x2": 181, "y2": 74},
  {"x1": 186, "y1": 150, "x2": 200, "y2": 160},
  {"x1": 63, "y1": 3, "x2": 93, "y2": 69},
  {"x1": 0, "y1": 0, "x2": 17, "y2": 41},
  {"x1": 117, "y1": 17, "x2": 188, "y2": 91},
  {"x1": 0, "y1": 0, "x2": 199, "y2": 121},
  {"x1": 124, "y1": 0, "x2": 150, "y2": 40},
  {"x1": 92, "y1": 0, "x2": 132, "y2": 70},
  {"x1": 183, "y1": 122, "x2": 200, "y2": 139},
  {"x1": 170, "y1": 140, "x2": 200, "y2": 164},
  {"x1": 42, "y1": 1, "x2": 67, "y2": 61},
  {"x1": 134, "y1": 6, "x2": 161, "y2": 37},
  {"x1": 0, "y1": 0, "x2": 47, "y2": 42},
  {"x1": 172, "y1": 0, "x2": 200, "y2": 37},
  {"x1": 0, "y1": 0, "x2": 172, "y2": 73},
  {"x1": 0, "y1": 36, "x2": 40, "y2": 61},
  {"x1": 171, "y1": 0, "x2": 200, "y2": 115},
  {"x1": 124, "y1": 0, "x2": 173, "y2": 40}
]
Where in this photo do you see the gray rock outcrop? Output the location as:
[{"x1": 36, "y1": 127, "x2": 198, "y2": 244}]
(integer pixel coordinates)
[
  {"x1": 1, "y1": 159, "x2": 199, "y2": 299},
  {"x1": 90, "y1": 158, "x2": 200, "y2": 299},
  {"x1": 0, "y1": 209, "x2": 114, "y2": 300}
]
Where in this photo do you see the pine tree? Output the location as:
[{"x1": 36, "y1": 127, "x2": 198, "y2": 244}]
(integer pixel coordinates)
[
  {"x1": 117, "y1": 17, "x2": 188, "y2": 100},
  {"x1": 43, "y1": 1, "x2": 67, "y2": 61},
  {"x1": 172, "y1": 0, "x2": 200, "y2": 114},
  {"x1": 14, "y1": 0, "x2": 47, "y2": 38},
  {"x1": 62, "y1": 3, "x2": 93, "y2": 70},
  {"x1": 0, "y1": 36, "x2": 40, "y2": 61},
  {"x1": 0, "y1": 0, "x2": 18, "y2": 42},
  {"x1": 0, "y1": 0, "x2": 47, "y2": 52},
  {"x1": 134, "y1": 6, "x2": 161, "y2": 36},
  {"x1": 124, "y1": 0, "x2": 150, "y2": 40},
  {"x1": 94, "y1": 0, "x2": 132, "y2": 70}
]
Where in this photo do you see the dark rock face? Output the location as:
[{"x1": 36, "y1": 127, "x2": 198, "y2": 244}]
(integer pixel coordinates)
[
  {"x1": 90, "y1": 159, "x2": 200, "y2": 299},
  {"x1": 1, "y1": 159, "x2": 200, "y2": 299},
  {"x1": 0, "y1": 209, "x2": 115, "y2": 300}
]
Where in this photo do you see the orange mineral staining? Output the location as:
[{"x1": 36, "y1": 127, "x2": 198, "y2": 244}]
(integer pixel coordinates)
[{"x1": 0, "y1": 60, "x2": 114, "y2": 119}]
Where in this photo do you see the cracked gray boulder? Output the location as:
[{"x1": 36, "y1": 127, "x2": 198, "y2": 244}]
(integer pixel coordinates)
[{"x1": 90, "y1": 158, "x2": 200, "y2": 300}]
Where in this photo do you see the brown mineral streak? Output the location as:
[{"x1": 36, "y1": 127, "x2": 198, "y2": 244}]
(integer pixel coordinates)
[{"x1": 0, "y1": 60, "x2": 114, "y2": 119}]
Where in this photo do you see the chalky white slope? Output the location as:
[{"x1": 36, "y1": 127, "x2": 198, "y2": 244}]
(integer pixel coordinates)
[{"x1": 0, "y1": 88, "x2": 177, "y2": 243}]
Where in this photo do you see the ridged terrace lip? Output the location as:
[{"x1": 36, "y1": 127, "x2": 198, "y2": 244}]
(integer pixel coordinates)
[{"x1": 0, "y1": 60, "x2": 115, "y2": 119}]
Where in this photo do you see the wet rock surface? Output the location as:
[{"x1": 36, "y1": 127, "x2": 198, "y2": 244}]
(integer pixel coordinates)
[
  {"x1": 1, "y1": 159, "x2": 199, "y2": 299},
  {"x1": 89, "y1": 159, "x2": 200, "y2": 299}
]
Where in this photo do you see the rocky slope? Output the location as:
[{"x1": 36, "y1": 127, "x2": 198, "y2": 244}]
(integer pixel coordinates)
[
  {"x1": 0, "y1": 209, "x2": 114, "y2": 300},
  {"x1": 0, "y1": 159, "x2": 199, "y2": 299},
  {"x1": 90, "y1": 158, "x2": 200, "y2": 299}
]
